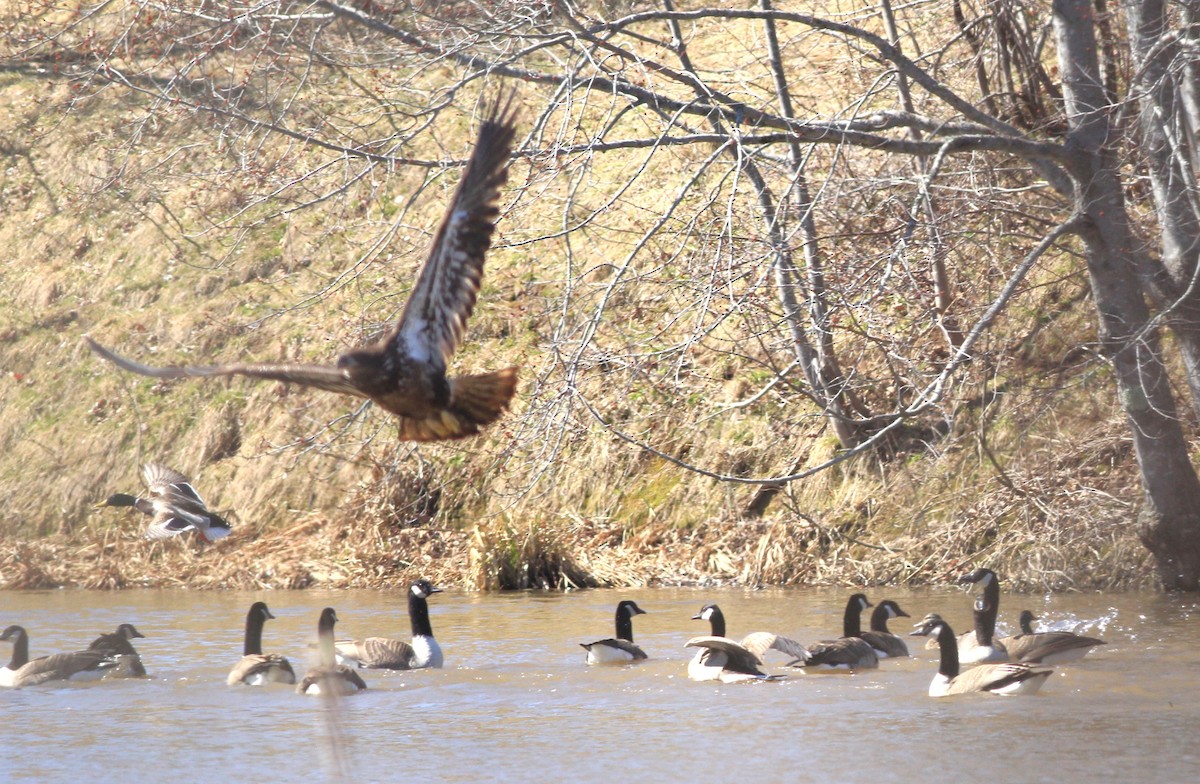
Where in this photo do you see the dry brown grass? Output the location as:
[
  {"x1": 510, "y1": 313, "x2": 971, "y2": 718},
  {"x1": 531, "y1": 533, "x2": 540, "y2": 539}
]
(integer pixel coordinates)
[
  {"x1": 0, "y1": 409, "x2": 1153, "y2": 592},
  {"x1": 0, "y1": 6, "x2": 1170, "y2": 594}
]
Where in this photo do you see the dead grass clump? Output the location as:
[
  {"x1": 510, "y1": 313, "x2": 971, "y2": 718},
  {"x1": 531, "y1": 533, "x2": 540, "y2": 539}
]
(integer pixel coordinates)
[
  {"x1": 468, "y1": 517, "x2": 599, "y2": 591},
  {"x1": 342, "y1": 465, "x2": 441, "y2": 531},
  {"x1": 853, "y1": 417, "x2": 1154, "y2": 591},
  {"x1": 0, "y1": 512, "x2": 474, "y2": 591}
]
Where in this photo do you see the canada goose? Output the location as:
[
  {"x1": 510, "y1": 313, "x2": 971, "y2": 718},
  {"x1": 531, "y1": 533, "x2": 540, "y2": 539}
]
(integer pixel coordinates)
[
  {"x1": 910, "y1": 615, "x2": 1053, "y2": 697},
  {"x1": 1, "y1": 625, "x2": 115, "y2": 688},
  {"x1": 335, "y1": 579, "x2": 443, "y2": 670},
  {"x1": 797, "y1": 593, "x2": 879, "y2": 671},
  {"x1": 86, "y1": 96, "x2": 520, "y2": 443},
  {"x1": 685, "y1": 603, "x2": 801, "y2": 682},
  {"x1": 88, "y1": 623, "x2": 147, "y2": 678},
  {"x1": 581, "y1": 600, "x2": 648, "y2": 664},
  {"x1": 297, "y1": 608, "x2": 367, "y2": 696},
  {"x1": 228, "y1": 602, "x2": 297, "y2": 686},
  {"x1": 95, "y1": 463, "x2": 232, "y2": 542},
  {"x1": 858, "y1": 599, "x2": 911, "y2": 658},
  {"x1": 1000, "y1": 610, "x2": 1106, "y2": 664},
  {"x1": 954, "y1": 567, "x2": 1010, "y2": 663}
]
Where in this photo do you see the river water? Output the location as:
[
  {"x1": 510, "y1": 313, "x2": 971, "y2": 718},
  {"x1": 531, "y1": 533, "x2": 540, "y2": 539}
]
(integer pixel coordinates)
[{"x1": 1, "y1": 586, "x2": 1196, "y2": 783}]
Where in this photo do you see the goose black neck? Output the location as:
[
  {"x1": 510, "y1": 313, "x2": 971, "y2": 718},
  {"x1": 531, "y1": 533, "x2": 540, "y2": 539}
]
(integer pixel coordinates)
[
  {"x1": 615, "y1": 608, "x2": 635, "y2": 642},
  {"x1": 4, "y1": 627, "x2": 29, "y2": 670},
  {"x1": 408, "y1": 591, "x2": 435, "y2": 638},
  {"x1": 869, "y1": 604, "x2": 891, "y2": 633},
  {"x1": 244, "y1": 606, "x2": 268, "y2": 656},
  {"x1": 973, "y1": 576, "x2": 1001, "y2": 646},
  {"x1": 317, "y1": 608, "x2": 338, "y2": 667},
  {"x1": 934, "y1": 623, "x2": 961, "y2": 680},
  {"x1": 843, "y1": 597, "x2": 864, "y2": 637},
  {"x1": 707, "y1": 606, "x2": 727, "y2": 638}
]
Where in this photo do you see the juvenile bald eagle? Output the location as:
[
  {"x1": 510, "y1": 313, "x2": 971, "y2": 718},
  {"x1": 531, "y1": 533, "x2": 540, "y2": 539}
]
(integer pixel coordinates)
[{"x1": 86, "y1": 98, "x2": 519, "y2": 441}]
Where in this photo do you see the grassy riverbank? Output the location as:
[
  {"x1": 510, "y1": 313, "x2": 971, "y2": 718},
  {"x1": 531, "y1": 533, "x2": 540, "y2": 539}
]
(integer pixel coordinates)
[{"x1": 0, "y1": 13, "x2": 1168, "y2": 594}]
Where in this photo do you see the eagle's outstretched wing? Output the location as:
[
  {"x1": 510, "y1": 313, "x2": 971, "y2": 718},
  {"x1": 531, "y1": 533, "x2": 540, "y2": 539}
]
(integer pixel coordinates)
[
  {"x1": 84, "y1": 336, "x2": 364, "y2": 396},
  {"x1": 385, "y1": 96, "x2": 517, "y2": 368}
]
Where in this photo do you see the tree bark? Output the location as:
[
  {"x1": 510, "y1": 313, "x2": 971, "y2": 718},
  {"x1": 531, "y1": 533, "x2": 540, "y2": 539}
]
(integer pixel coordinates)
[
  {"x1": 1055, "y1": 0, "x2": 1200, "y2": 589},
  {"x1": 1123, "y1": 0, "x2": 1200, "y2": 420}
]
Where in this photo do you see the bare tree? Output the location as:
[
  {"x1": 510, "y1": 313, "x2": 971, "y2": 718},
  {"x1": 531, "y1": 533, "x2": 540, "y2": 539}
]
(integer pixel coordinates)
[{"x1": 7, "y1": 0, "x2": 1200, "y2": 587}]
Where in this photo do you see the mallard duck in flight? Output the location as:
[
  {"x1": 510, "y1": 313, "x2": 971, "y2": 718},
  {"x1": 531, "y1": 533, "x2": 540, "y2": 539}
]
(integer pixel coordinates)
[
  {"x1": 86, "y1": 97, "x2": 519, "y2": 442},
  {"x1": 95, "y1": 462, "x2": 232, "y2": 542}
]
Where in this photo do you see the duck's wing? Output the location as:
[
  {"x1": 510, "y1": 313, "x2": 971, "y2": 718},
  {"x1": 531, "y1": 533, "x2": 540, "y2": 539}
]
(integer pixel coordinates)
[
  {"x1": 141, "y1": 463, "x2": 208, "y2": 508},
  {"x1": 740, "y1": 632, "x2": 808, "y2": 663},
  {"x1": 381, "y1": 97, "x2": 516, "y2": 369},
  {"x1": 141, "y1": 463, "x2": 192, "y2": 493},
  {"x1": 144, "y1": 513, "x2": 196, "y2": 540},
  {"x1": 85, "y1": 337, "x2": 366, "y2": 396}
]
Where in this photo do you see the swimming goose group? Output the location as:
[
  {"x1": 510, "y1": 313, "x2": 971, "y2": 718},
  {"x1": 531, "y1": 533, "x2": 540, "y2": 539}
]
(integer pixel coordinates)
[
  {"x1": 907, "y1": 567, "x2": 1106, "y2": 696},
  {"x1": 3, "y1": 567, "x2": 1106, "y2": 699},
  {"x1": 585, "y1": 569, "x2": 1104, "y2": 697},
  {"x1": 929, "y1": 568, "x2": 1107, "y2": 664},
  {"x1": 1, "y1": 623, "x2": 148, "y2": 688}
]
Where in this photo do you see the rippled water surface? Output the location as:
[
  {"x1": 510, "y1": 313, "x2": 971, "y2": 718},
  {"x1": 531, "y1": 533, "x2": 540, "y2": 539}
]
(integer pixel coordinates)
[{"x1": 1, "y1": 587, "x2": 1197, "y2": 783}]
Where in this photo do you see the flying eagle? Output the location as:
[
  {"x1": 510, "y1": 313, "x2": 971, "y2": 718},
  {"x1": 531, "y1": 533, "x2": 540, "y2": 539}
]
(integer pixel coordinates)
[{"x1": 86, "y1": 99, "x2": 519, "y2": 441}]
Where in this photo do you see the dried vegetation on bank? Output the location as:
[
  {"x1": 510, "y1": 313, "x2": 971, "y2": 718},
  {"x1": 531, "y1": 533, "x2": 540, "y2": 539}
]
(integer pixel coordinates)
[{"x1": 0, "y1": 5, "x2": 1169, "y2": 594}]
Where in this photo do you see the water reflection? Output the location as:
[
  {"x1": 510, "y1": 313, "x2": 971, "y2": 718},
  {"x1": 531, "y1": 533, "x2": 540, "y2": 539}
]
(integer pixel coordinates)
[{"x1": 1, "y1": 587, "x2": 1198, "y2": 782}]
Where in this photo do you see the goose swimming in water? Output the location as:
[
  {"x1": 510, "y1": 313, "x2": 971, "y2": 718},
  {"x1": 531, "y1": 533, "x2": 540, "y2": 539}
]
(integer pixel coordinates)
[
  {"x1": 335, "y1": 580, "x2": 444, "y2": 670},
  {"x1": 582, "y1": 600, "x2": 648, "y2": 664}
]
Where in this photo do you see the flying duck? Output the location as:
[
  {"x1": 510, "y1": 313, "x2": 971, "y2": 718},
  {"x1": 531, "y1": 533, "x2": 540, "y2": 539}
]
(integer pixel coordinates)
[
  {"x1": 910, "y1": 615, "x2": 1053, "y2": 697},
  {"x1": 228, "y1": 601, "x2": 296, "y2": 686},
  {"x1": 95, "y1": 463, "x2": 232, "y2": 542},
  {"x1": 85, "y1": 96, "x2": 520, "y2": 442},
  {"x1": 857, "y1": 599, "x2": 911, "y2": 659},
  {"x1": 685, "y1": 603, "x2": 802, "y2": 683},
  {"x1": 1, "y1": 625, "x2": 116, "y2": 688},
  {"x1": 88, "y1": 623, "x2": 148, "y2": 677},
  {"x1": 999, "y1": 610, "x2": 1106, "y2": 664},
  {"x1": 297, "y1": 608, "x2": 367, "y2": 696},
  {"x1": 581, "y1": 600, "x2": 648, "y2": 664},
  {"x1": 335, "y1": 579, "x2": 443, "y2": 670},
  {"x1": 797, "y1": 593, "x2": 880, "y2": 671}
]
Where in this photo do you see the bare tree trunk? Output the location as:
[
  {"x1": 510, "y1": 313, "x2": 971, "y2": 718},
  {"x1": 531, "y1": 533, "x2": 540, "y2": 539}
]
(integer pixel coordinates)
[
  {"x1": 1123, "y1": 0, "x2": 1200, "y2": 420},
  {"x1": 1056, "y1": 0, "x2": 1200, "y2": 589}
]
